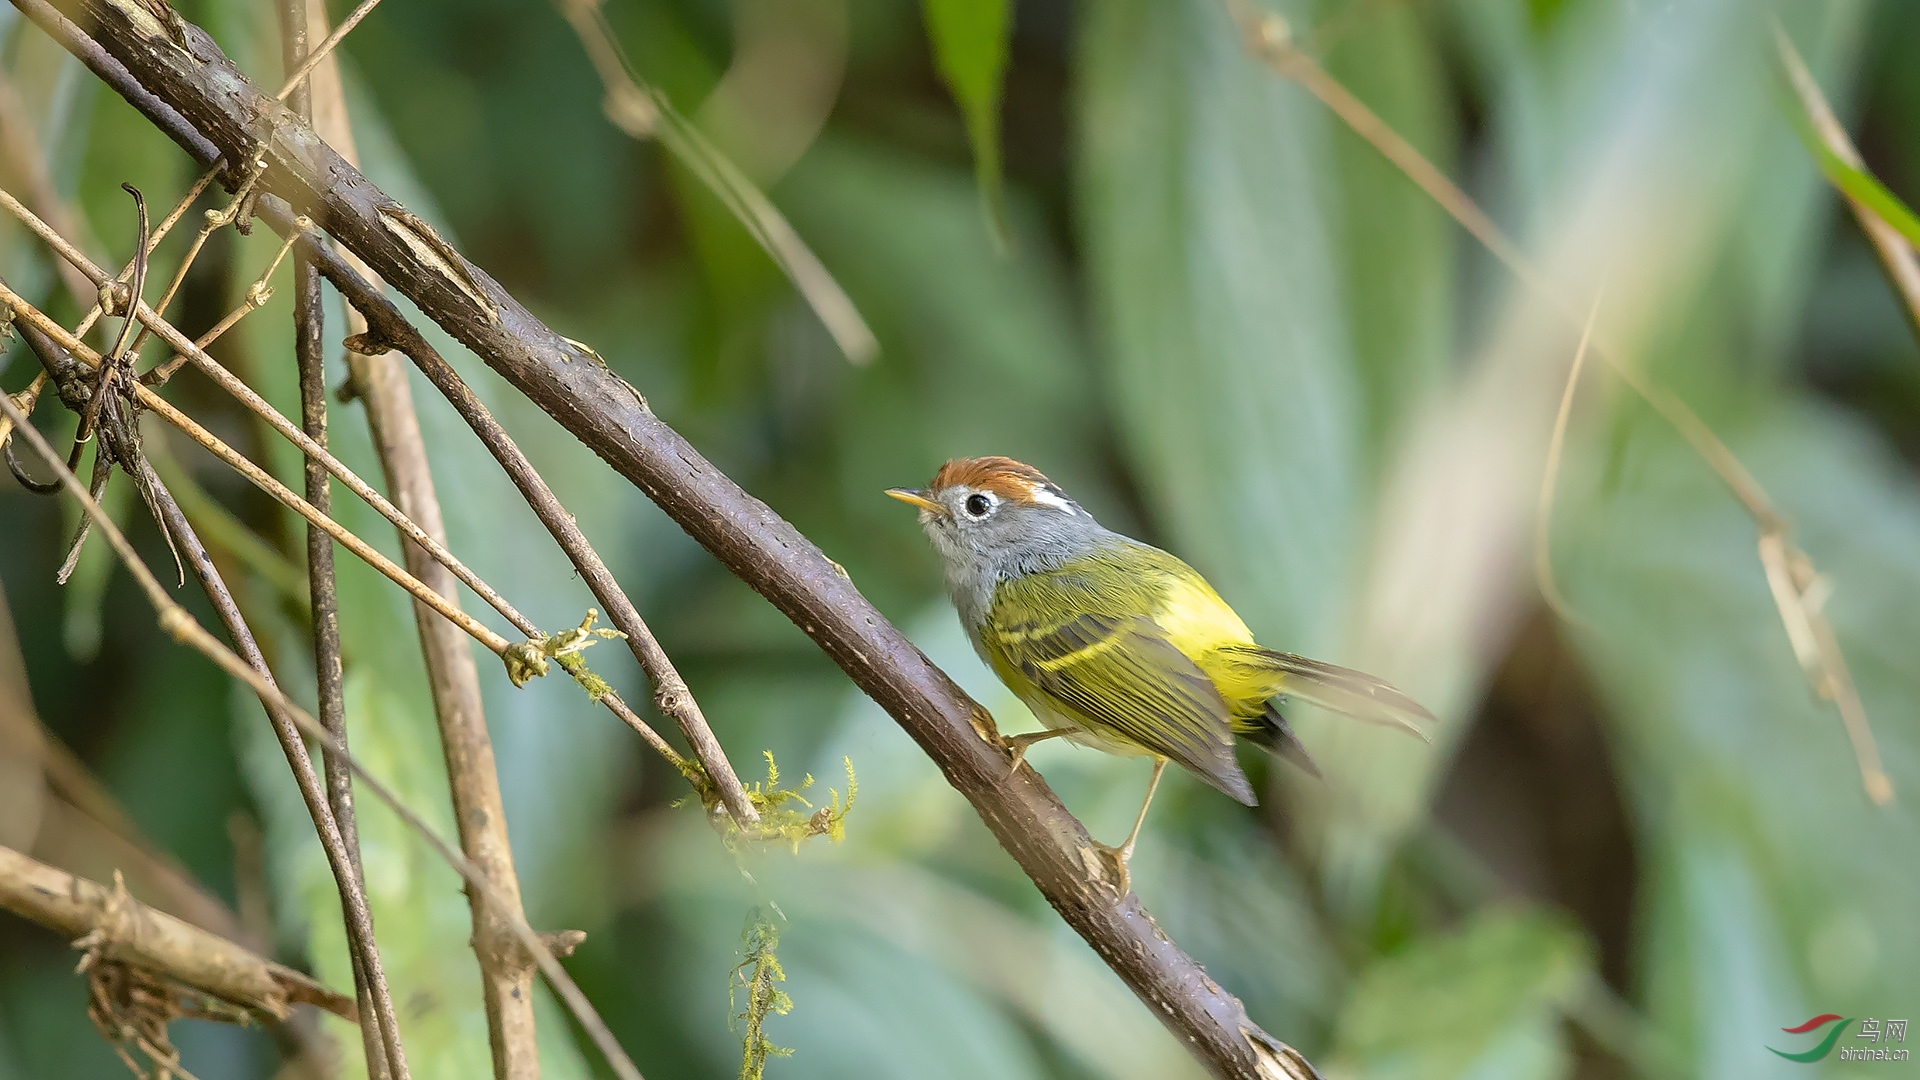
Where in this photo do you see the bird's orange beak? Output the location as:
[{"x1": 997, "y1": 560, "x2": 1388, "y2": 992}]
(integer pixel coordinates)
[{"x1": 886, "y1": 488, "x2": 944, "y2": 515}]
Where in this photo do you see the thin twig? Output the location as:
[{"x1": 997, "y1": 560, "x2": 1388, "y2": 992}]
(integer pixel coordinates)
[
  {"x1": 351, "y1": 340, "x2": 544, "y2": 1080},
  {"x1": 0, "y1": 197, "x2": 531, "y2": 635},
  {"x1": 288, "y1": 5, "x2": 543, "y2": 1069},
  {"x1": 68, "y1": 167, "x2": 220, "y2": 346},
  {"x1": 272, "y1": 0, "x2": 393, "y2": 1073},
  {"x1": 0, "y1": 844, "x2": 356, "y2": 1023},
  {"x1": 71, "y1": 184, "x2": 149, "y2": 454},
  {"x1": 1234, "y1": 5, "x2": 1893, "y2": 807},
  {"x1": 274, "y1": 0, "x2": 384, "y2": 104},
  {"x1": 1774, "y1": 26, "x2": 1920, "y2": 346},
  {"x1": 1536, "y1": 289, "x2": 1602, "y2": 625},
  {"x1": 144, "y1": 438, "x2": 309, "y2": 608},
  {"x1": 147, "y1": 455, "x2": 414, "y2": 1080},
  {"x1": 0, "y1": 384, "x2": 649, "y2": 1080},
  {"x1": 143, "y1": 220, "x2": 301, "y2": 385},
  {"x1": 0, "y1": 371, "x2": 50, "y2": 451},
  {"x1": 549, "y1": 0, "x2": 876, "y2": 365},
  {"x1": 140, "y1": 280, "x2": 282, "y2": 387},
  {"x1": 8, "y1": 315, "x2": 415, "y2": 1073},
  {"x1": 0, "y1": 282, "x2": 512, "y2": 656},
  {"x1": 119, "y1": 160, "x2": 263, "y2": 360},
  {"x1": 327, "y1": 242, "x2": 759, "y2": 826}
]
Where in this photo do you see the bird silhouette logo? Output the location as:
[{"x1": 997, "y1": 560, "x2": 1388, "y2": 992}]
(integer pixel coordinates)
[{"x1": 1769, "y1": 1015, "x2": 1853, "y2": 1062}]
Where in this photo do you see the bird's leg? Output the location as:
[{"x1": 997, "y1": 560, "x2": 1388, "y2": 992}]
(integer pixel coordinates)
[
  {"x1": 1004, "y1": 727, "x2": 1075, "y2": 777},
  {"x1": 1093, "y1": 757, "x2": 1167, "y2": 897}
]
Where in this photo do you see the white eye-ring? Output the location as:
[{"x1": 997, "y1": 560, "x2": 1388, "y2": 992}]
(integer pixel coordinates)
[{"x1": 963, "y1": 492, "x2": 995, "y2": 518}]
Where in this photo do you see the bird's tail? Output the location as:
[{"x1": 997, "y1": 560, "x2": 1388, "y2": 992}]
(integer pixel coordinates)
[
  {"x1": 1242, "y1": 702, "x2": 1323, "y2": 778},
  {"x1": 1221, "y1": 646, "x2": 1436, "y2": 743}
]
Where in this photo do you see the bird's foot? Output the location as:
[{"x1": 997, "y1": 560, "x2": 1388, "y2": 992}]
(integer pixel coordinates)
[
  {"x1": 1005, "y1": 741, "x2": 1033, "y2": 779},
  {"x1": 1003, "y1": 728, "x2": 1069, "y2": 779},
  {"x1": 1086, "y1": 838, "x2": 1137, "y2": 898}
]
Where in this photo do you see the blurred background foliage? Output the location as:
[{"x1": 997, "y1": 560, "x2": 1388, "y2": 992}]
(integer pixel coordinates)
[{"x1": 2, "y1": 0, "x2": 1918, "y2": 1077}]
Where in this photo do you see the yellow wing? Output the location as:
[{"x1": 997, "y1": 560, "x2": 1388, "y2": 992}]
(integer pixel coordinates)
[{"x1": 985, "y1": 555, "x2": 1256, "y2": 805}]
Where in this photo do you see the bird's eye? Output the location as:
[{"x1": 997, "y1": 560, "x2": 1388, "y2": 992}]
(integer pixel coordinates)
[{"x1": 964, "y1": 493, "x2": 992, "y2": 518}]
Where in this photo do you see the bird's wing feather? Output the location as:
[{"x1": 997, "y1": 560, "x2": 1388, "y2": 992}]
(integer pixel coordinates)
[{"x1": 986, "y1": 564, "x2": 1254, "y2": 804}]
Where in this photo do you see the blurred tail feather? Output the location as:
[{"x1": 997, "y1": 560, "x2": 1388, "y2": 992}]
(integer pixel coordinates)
[
  {"x1": 1245, "y1": 702, "x2": 1322, "y2": 778},
  {"x1": 1227, "y1": 647, "x2": 1435, "y2": 742}
]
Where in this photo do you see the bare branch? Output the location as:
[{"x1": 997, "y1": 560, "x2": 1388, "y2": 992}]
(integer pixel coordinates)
[
  {"x1": 13, "y1": 4, "x2": 1322, "y2": 1073},
  {"x1": 0, "y1": 844, "x2": 357, "y2": 1023},
  {"x1": 288, "y1": 3, "x2": 542, "y2": 1068},
  {"x1": 1, "y1": 278, "x2": 512, "y2": 656},
  {"x1": 324, "y1": 239, "x2": 760, "y2": 827},
  {"x1": 0, "y1": 382, "x2": 650, "y2": 1080},
  {"x1": 273, "y1": 0, "x2": 394, "y2": 1072},
  {"x1": 9, "y1": 313, "x2": 417, "y2": 1077}
]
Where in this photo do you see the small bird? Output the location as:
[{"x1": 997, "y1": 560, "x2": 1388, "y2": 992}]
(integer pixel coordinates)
[{"x1": 889, "y1": 456, "x2": 1432, "y2": 892}]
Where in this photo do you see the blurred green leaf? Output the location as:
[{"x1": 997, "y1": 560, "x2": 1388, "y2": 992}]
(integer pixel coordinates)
[
  {"x1": 1795, "y1": 127, "x2": 1920, "y2": 250},
  {"x1": 1330, "y1": 909, "x2": 1591, "y2": 1080},
  {"x1": 245, "y1": 672, "x2": 493, "y2": 1079},
  {"x1": 782, "y1": 139, "x2": 1111, "y2": 527},
  {"x1": 57, "y1": 449, "x2": 124, "y2": 662},
  {"x1": 1562, "y1": 402, "x2": 1920, "y2": 1076},
  {"x1": 920, "y1": 0, "x2": 1012, "y2": 249},
  {"x1": 1142, "y1": 829, "x2": 1341, "y2": 1043},
  {"x1": 1315, "y1": 0, "x2": 1456, "y2": 453},
  {"x1": 1079, "y1": 0, "x2": 1360, "y2": 653}
]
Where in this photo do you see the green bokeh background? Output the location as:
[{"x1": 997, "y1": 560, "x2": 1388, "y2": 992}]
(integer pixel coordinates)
[{"x1": 2, "y1": 0, "x2": 1917, "y2": 1077}]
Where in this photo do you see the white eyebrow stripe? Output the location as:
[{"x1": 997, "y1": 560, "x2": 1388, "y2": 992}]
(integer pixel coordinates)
[{"x1": 1027, "y1": 485, "x2": 1075, "y2": 512}]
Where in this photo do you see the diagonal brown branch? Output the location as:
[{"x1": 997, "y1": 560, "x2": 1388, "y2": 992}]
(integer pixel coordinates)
[{"x1": 15, "y1": 2, "x2": 1321, "y2": 1074}]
